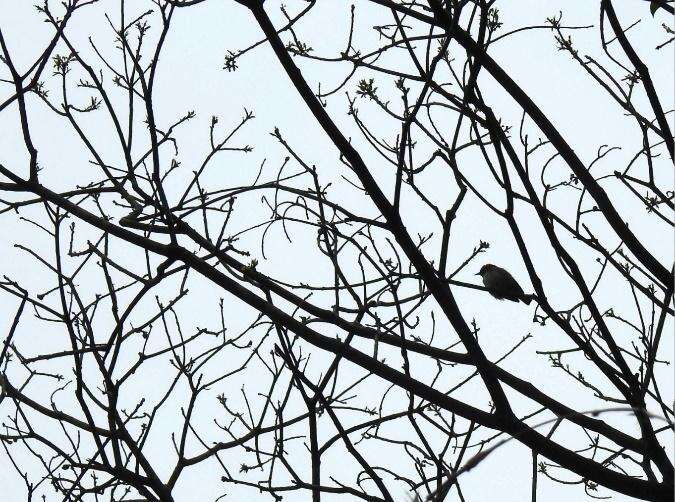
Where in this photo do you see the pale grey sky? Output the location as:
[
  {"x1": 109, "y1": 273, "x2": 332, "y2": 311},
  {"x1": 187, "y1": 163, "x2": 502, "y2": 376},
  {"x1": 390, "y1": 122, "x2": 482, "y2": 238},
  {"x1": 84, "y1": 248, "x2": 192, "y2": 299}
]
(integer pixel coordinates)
[{"x1": 0, "y1": 1, "x2": 672, "y2": 501}]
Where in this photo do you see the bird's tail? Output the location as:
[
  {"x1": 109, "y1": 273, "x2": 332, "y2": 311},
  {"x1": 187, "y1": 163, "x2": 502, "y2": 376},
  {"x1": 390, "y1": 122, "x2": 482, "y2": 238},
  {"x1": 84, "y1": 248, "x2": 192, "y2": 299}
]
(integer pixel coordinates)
[{"x1": 522, "y1": 295, "x2": 533, "y2": 305}]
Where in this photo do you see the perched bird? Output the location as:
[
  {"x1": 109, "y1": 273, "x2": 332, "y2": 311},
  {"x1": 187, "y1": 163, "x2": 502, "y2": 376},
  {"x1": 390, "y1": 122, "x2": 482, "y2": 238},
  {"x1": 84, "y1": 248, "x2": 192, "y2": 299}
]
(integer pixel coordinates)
[{"x1": 476, "y1": 264, "x2": 531, "y2": 305}]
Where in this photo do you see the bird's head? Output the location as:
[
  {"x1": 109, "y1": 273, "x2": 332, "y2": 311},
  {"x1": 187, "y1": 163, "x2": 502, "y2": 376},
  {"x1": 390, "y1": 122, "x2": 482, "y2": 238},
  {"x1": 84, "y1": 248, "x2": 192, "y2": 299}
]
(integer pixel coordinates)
[{"x1": 476, "y1": 264, "x2": 495, "y2": 277}]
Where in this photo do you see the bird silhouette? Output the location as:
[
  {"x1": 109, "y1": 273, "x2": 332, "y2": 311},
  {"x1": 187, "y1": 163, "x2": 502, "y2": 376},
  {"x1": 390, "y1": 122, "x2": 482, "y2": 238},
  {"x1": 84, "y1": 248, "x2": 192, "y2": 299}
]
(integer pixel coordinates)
[{"x1": 476, "y1": 264, "x2": 532, "y2": 305}]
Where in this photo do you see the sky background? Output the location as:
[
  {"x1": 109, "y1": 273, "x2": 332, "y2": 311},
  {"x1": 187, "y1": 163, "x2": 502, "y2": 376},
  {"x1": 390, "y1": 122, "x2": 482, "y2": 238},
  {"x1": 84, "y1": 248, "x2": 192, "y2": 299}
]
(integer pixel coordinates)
[{"x1": 0, "y1": 1, "x2": 673, "y2": 501}]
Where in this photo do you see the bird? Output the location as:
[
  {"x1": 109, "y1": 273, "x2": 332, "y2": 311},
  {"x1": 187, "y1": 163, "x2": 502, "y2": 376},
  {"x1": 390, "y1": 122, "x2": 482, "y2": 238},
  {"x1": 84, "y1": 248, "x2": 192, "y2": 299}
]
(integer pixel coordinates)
[{"x1": 476, "y1": 264, "x2": 532, "y2": 305}]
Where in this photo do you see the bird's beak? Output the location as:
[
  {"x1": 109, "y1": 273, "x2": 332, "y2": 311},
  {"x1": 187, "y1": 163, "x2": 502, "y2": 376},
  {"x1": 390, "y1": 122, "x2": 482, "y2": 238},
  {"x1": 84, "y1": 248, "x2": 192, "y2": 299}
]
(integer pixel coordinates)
[{"x1": 475, "y1": 272, "x2": 481, "y2": 276}]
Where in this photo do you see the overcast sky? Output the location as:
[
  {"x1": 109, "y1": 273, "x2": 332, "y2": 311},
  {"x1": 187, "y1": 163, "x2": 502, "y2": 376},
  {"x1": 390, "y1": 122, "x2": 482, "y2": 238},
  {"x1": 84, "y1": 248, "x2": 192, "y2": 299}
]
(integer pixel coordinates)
[{"x1": 0, "y1": 1, "x2": 673, "y2": 501}]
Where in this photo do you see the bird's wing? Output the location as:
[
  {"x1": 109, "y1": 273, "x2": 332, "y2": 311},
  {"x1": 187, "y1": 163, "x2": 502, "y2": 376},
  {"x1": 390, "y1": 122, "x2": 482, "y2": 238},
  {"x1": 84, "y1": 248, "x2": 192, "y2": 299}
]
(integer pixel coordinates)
[{"x1": 501, "y1": 270, "x2": 525, "y2": 296}]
